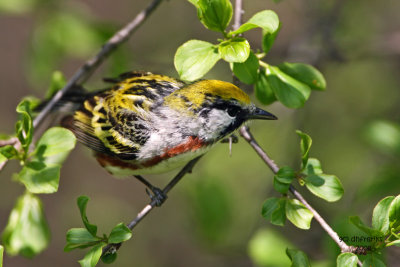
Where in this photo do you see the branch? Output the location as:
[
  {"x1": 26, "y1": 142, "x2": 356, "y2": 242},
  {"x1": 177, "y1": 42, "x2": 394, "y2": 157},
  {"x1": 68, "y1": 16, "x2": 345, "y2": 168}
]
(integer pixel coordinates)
[
  {"x1": 231, "y1": 2, "x2": 360, "y2": 264},
  {"x1": 0, "y1": 137, "x2": 19, "y2": 148},
  {"x1": 101, "y1": 156, "x2": 202, "y2": 256},
  {"x1": 239, "y1": 126, "x2": 363, "y2": 265},
  {"x1": 233, "y1": 0, "x2": 243, "y2": 31},
  {"x1": 33, "y1": 0, "x2": 164, "y2": 129},
  {"x1": 0, "y1": 0, "x2": 164, "y2": 172}
]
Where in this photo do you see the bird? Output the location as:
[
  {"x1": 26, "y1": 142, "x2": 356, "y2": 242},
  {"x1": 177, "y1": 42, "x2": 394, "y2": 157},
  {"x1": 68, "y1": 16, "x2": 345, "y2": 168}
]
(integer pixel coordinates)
[{"x1": 60, "y1": 71, "x2": 277, "y2": 204}]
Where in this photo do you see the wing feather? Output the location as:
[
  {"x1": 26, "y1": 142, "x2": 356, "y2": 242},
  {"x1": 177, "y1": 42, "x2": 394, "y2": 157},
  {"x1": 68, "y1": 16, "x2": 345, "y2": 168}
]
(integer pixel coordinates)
[{"x1": 62, "y1": 71, "x2": 186, "y2": 161}]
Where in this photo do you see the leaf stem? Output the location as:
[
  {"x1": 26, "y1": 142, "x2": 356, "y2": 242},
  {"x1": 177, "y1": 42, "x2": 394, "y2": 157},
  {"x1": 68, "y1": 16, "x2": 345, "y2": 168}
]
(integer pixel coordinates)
[{"x1": 259, "y1": 60, "x2": 269, "y2": 69}]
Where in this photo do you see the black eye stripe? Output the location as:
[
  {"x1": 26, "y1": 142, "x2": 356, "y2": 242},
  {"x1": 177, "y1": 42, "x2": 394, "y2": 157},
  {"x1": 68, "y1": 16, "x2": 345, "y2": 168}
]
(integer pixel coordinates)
[
  {"x1": 227, "y1": 106, "x2": 241, "y2": 117},
  {"x1": 197, "y1": 97, "x2": 245, "y2": 119}
]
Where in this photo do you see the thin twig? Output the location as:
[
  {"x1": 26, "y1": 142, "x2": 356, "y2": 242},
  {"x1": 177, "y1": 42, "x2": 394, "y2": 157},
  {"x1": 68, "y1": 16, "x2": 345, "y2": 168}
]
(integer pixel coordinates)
[
  {"x1": 233, "y1": 0, "x2": 243, "y2": 31},
  {"x1": 101, "y1": 156, "x2": 202, "y2": 256},
  {"x1": 239, "y1": 126, "x2": 363, "y2": 265},
  {"x1": 33, "y1": 0, "x2": 164, "y2": 129},
  {"x1": 231, "y1": 0, "x2": 244, "y2": 88},
  {"x1": 0, "y1": 137, "x2": 18, "y2": 147}
]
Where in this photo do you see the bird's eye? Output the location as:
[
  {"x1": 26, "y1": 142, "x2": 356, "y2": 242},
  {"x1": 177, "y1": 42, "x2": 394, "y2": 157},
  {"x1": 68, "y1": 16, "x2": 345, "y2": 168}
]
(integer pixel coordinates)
[{"x1": 227, "y1": 106, "x2": 241, "y2": 117}]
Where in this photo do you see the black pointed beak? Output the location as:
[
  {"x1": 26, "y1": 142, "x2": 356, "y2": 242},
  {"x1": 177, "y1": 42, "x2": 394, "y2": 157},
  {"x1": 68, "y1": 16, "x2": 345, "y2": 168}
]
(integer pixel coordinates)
[{"x1": 248, "y1": 107, "x2": 277, "y2": 120}]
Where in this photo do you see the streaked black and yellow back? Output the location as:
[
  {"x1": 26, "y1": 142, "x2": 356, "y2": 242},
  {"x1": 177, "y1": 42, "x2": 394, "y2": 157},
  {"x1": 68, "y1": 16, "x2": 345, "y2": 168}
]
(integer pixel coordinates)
[{"x1": 62, "y1": 71, "x2": 185, "y2": 160}]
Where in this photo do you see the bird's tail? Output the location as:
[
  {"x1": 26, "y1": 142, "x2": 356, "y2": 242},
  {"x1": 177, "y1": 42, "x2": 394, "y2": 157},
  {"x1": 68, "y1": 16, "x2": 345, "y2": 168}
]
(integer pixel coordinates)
[{"x1": 35, "y1": 84, "x2": 88, "y2": 114}]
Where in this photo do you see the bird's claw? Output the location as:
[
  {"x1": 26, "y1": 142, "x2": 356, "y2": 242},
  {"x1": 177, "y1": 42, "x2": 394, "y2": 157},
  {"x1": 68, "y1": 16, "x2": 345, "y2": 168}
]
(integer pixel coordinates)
[{"x1": 145, "y1": 187, "x2": 167, "y2": 207}]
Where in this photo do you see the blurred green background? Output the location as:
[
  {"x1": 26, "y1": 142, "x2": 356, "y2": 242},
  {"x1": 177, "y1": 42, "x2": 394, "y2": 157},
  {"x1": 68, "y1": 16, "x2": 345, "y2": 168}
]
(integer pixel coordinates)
[{"x1": 1, "y1": 0, "x2": 400, "y2": 266}]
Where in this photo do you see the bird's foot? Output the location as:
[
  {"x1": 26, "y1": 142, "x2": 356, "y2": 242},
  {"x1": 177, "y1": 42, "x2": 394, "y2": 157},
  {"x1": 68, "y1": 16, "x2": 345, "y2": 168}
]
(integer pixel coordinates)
[{"x1": 145, "y1": 187, "x2": 167, "y2": 207}]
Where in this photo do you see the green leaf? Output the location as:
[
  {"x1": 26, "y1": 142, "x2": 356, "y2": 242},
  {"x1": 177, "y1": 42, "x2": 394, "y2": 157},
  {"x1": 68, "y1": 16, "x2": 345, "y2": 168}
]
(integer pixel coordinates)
[
  {"x1": 77, "y1": 196, "x2": 98, "y2": 237},
  {"x1": 261, "y1": 197, "x2": 286, "y2": 226},
  {"x1": 276, "y1": 166, "x2": 295, "y2": 184},
  {"x1": 304, "y1": 174, "x2": 344, "y2": 202},
  {"x1": 0, "y1": 245, "x2": 3, "y2": 267},
  {"x1": 64, "y1": 228, "x2": 101, "y2": 252},
  {"x1": 273, "y1": 166, "x2": 295, "y2": 194},
  {"x1": 108, "y1": 223, "x2": 132, "y2": 244},
  {"x1": 229, "y1": 10, "x2": 279, "y2": 36},
  {"x1": 255, "y1": 68, "x2": 276, "y2": 105},
  {"x1": 362, "y1": 254, "x2": 386, "y2": 267},
  {"x1": 197, "y1": 0, "x2": 232, "y2": 32},
  {"x1": 273, "y1": 179, "x2": 290, "y2": 194},
  {"x1": 232, "y1": 51, "x2": 259, "y2": 84},
  {"x1": 17, "y1": 162, "x2": 61, "y2": 194},
  {"x1": 262, "y1": 23, "x2": 281, "y2": 54},
  {"x1": 1, "y1": 193, "x2": 50, "y2": 257},
  {"x1": 285, "y1": 199, "x2": 313, "y2": 230},
  {"x1": 17, "y1": 127, "x2": 76, "y2": 194},
  {"x1": 349, "y1": 216, "x2": 383, "y2": 237},
  {"x1": 101, "y1": 252, "x2": 117, "y2": 264},
  {"x1": 278, "y1": 62, "x2": 326, "y2": 90},
  {"x1": 33, "y1": 127, "x2": 76, "y2": 165},
  {"x1": 45, "y1": 71, "x2": 67, "y2": 99},
  {"x1": 286, "y1": 248, "x2": 311, "y2": 267},
  {"x1": 219, "y1": 37, "x2": 250, "y2": 63},
  {"x1": 337, "y1": 253, "x2": 358, "y2": 267},
  {"x1": 23, "y1": 96, "x2": 41, "y2": 111},
  {"x1": 0, "y1": 145, "x2": 19, "y2": 163},
  {"x1": 15, "y1": 99, "x2": 34, "y2": 153},
  {"x1": 296, "y1": 130, "x2": 312, "y2": 168},
  {"x1": 388, "y1": 195, "x2": 400, "y2": 229},
  {"x1": 78, "y1": 243, "x2": 105, "y2": 267},
  {"x1": 174, "y1": 40, "x2": 221, "y2": 81},
  {"x1": 302, "y1": 158, "x2": 323, "y2": 176},
  {"x1": 372, "y1": 196, "x2": 395, "y2": 234},
  {"x1": 266, "y1": 65, "x2": 311, "y2": 108}
]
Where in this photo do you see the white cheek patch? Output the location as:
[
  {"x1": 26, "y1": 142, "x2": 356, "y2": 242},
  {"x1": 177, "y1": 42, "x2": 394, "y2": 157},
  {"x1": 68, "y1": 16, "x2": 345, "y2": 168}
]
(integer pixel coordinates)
[{"x1": 200, "y1": 109, "x2": 235, "y2": 139}]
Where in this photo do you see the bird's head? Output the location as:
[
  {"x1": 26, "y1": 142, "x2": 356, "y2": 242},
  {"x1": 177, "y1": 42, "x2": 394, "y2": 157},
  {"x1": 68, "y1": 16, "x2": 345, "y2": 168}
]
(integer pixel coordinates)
[{"x1": 163, "y1": 80, "x2": 277, "y2": 141}]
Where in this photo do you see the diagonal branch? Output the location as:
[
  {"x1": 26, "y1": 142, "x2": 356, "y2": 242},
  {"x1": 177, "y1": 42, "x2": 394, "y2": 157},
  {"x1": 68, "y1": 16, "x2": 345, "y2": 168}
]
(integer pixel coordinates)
[
  {"x1": 101, "y1": 156, "x2": 202, "y2": 256},
  {"x1": 231, "y1": 1, "x2": 361, "y2": 264},
  {"x1": 0, "y1": 0, "x2": 164, "y2": 173},
  {"x1": 33, "y1": 0, "x2": 164, "y2": 129},
  {"x1": 239, "y1": 126, "x2": 362, "y2": 266}
]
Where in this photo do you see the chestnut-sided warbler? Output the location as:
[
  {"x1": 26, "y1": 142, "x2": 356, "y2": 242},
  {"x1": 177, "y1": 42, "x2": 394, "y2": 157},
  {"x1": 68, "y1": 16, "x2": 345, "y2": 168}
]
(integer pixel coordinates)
[{"x1": 61, "y1": 71, "x2": 276, "y2": 202}]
